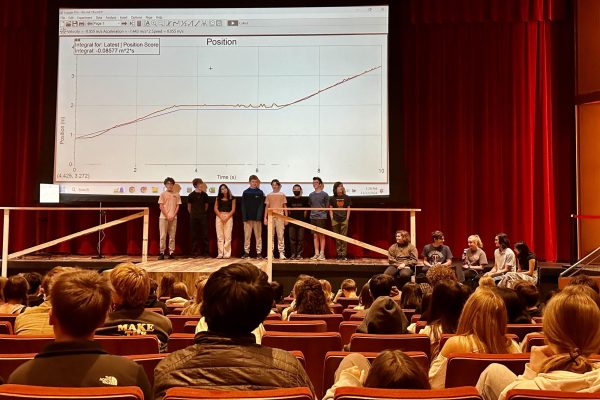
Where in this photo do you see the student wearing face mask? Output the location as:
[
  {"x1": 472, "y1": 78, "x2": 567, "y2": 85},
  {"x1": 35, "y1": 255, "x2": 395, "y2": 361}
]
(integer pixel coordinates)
[{"x1": 287, "y1": 184, "x2": 308, "y2": 259}]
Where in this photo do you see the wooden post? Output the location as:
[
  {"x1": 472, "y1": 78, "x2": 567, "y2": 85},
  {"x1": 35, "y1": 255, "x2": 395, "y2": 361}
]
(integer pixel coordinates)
[
  {"x1": 410, "y1": 210, "x2": 416, "y2": 246},
  {"x1": 142, "y1": 208, "x2": 149, "y2": 263},
  {"x1": 266, "y1": 209, "x2": 273, "y2": 281},
  {"x1": 2, "y1": 210, "x2": 9, "y2": 278}
]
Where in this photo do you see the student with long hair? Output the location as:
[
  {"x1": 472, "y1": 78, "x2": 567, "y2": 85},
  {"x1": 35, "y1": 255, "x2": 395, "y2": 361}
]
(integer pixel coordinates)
[
  {"x1": 323, "y1": 350, "x2": 430, "y2": 400},
  {"x1": 0, "y1": 275, "x2": 29, "y2": 314},
  {"x1": 462, "y1": 234, "x2": 488, "y2": 283},
  {"x1": 498, "y1": 241, "x2": 538, "y2": 288},
  {"x1": 214, "y1": 184, "x2": 236, "y2": 259},
  {"x1": 484, "y1": 233, "x2": 515, "y2": 283},
  {"x1": 290, "y1": 277, "x2": 332, "y2": 317},
  {"x1": 477, "y1": 285, "x2": 600, "y2": 400},
  {"x1": 159, "y1": 273, "x2": 176, "y2": 299},
  {"x1": 429, "y1": 288, "x2": 521, "y2": 388}
]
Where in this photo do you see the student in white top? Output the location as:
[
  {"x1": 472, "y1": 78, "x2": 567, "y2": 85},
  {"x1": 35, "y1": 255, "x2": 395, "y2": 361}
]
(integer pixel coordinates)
[{"x1": 484, "y1": 233, "x2": 515, "y2": 283}]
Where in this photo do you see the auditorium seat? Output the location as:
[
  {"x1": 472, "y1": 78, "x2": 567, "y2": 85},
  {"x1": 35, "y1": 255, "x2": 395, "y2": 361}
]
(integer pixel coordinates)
[
  {"x1": 0, "y1": 321, "x2": 12, "y2": 335},
  {"x1": 338, "y1": 321, "x2": 361, "y2": 346},
  {"x1": 414, "y1": 321, "x2": 427, "y2": 334},
  {"x1": 349, "y1": 314, "x2": 365, "y2": 321},
  {"x1": 333, "y1": 386, "x2": 483, "y2": 400},
  {"x1": 336, "y1": 298, "x2": 360, "y2": 309},
  {"x1": 263, "y1": 320, "x2": 327, "y2": 333},
  {"x1": 167, "y1": 333, "x2": 195, "y2": 352},
  {"x1": 505, "y1": 389, "x2": 600, "y2": 400},
  {"x1": 0, "y1": 335, "x2": 53, "y2": 354},
  {"x1": 126, "y1": 353, "x2": 168, "y2": 386},
  {"x1": 183, "y1": 321, "x2": 197, "y2": 334},
  {"x1": 438, "y1": 334, "x2": 519, "y2": 353},
  {"x1": 348, "y1": 333, "x2": 431, "y2": 358},
  {"x1": 265, "y1": 313, "x2": 283, "y2": 321},
  {"x1": 323, "y1": 351, "x2": 429, "y2": 392},
  {"x1": 0, "y1": 384, "x2": 144, "y2": 400},
  {"x1": 411, "y1": 314, "x2": 421, "y2": 323},
  {"x1": 0, "y1": 315, "x2": 17, "y2": 327},
  {"x1": 330, "y1": 304, "x2": 344, "y2": 314},
  {"x1": 402, "y1": 309, "x2": 417, "y2": 322},
  {"x1": 167, "y1": 315, "x2": 200, "y2": 333},
  {"x1": 145, "y1": 307, "x2": 164, "y2": 315},
  {"x1": 444, "y1": 353, "x2": 530, "y2": 388},
  {"x1": 342, "y1": 309, "x2": 360, "y2": 321},
  {"x1": 262, "y1": 331, "x2": 342, "y2": 398},
  {"x1": 522, "y1": 333, "x2": 546, "y2": 352},
  {"x1": 506, "y1": 324, "x2": 543, "y2": 341},
  {"x1": 0, "y1": 353, "x2": 35, "y2": 381},
  {"x1": 94, "y1": 335, "x2": 161, "y2": 355},
  {"x1": 275, "y1": 304, "x2": 290, "y2": 314},
  {"x1": 163, "y1": 387, "x2": 314, "y2": 400},
  {"x1": 289, "y1": 314, "x2": 343, "y2": 332},
  {"x1": 167, "y1": 307, "x2": 184, "y2": 315},
  {"x1": 532, "y1": 317, "x2": 543, "y2": 324}
]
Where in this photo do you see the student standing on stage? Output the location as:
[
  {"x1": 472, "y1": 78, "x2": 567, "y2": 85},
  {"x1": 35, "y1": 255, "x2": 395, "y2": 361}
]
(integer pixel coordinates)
[
  {"x1": 158, "y1": 177, "x2": 181, "y2": 260},
  {"x1": 214, "y1": 184, "x2": 236, "y2": 259},
  {"x1": 329, "y1": 181, "x2": 352, "y2": 261},
  {"x1": 288, "y1": 184, "x2": 308, "y2": 259},
  {"x1": 309, "y1": 177, "x2": 329, "y2": 261},
  {"x1": 264, "y1": 179, "x2": 287, "y2": 260},
  {"x1": 241, "y1": 175, "x2": 265, "y2": 259},
  {"x1": 188, "y1": 178, "x2": 210, "y2": 258}
]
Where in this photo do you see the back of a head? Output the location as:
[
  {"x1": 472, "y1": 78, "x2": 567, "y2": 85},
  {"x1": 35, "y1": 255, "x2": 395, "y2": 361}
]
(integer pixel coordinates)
[
  {"x1": 495, "y1": 287, "x2": 531, "y2": 324},
  {"x1": 429, "y1": 280, "x2": 468, "y2": 334},
  {"x1": 358, "y1": 282, "x2": 373, "y2": 308},
  {"x1": 369, "y1": 274, "x2": 394, "y2": 299},
  {"x1": 457, "y1": 288, "x2": 510, "y2": 353},
  {"x1": 159, "y1": 273, "x2": 176, "y2": 298},
  {"x1": 195, "y1": 277, "x2": 209, "y2": 304},
  {"x1": 201, "y1": 263, "x2": 272, "y2": 335},
  {"x1": 51, "y1": 270, "x2": 113, "y2": 338},
  {"x1": 568, "y1": 274, "x2": 600, "y2": 294},
  {"x1": 426, "y1": 265, "x2": 457, "y2": 288},
  {"x1": 478, "y1": 276, "x2": 496, "y2": 288},
  {"x1": 270, "y1": 281, "x2": 284, "y2": 304},
  {"x1": 171, "y1": 282, "x2": 190, "y2": 299},
  {"x1": 296, "y1": 277, "x2": 331, "y2": 315},
  {"x1": 364, "y1": 296, "x2": 406, "y2": 334},
  {"x1": 341, "y1": 279, "x2": 357, "y2": 292},
  {"x1": 400, "y1": 283, "x2": 423, "y2": 309},
  {"x1": 319, "y1": 279, "x2": 333, "y2": 302},
  {"x1": 513, "y1": 282, "x2": 539, "y2": 308},
  {"x1": 292, "y1": 275, "x2": 312, "y2": 298},
  {"x1": 110, "y1": 263, "x2": 150, "y2": 308},
  {"x1": 364, "y1": 350, "x2": 430, "y2": 389},
  {"x1": 4, "y1": 275, "x2": 29, "y2": 305},
  {"x1": 41, "y1": 266, "x2": 75, "y2": 299},
  {"x1": 23, "y1": 272, "x2": 43, "y2": 295},
  {"x1": 541, "y1": 286, "x2": 600, "y2": 373}
]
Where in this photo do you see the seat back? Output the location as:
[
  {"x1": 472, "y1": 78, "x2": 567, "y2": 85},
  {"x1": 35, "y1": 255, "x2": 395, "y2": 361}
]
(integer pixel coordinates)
[
  {"x1": 168, "y1": 333, "x2": 196, "y2": 353},
  {"x1": 323, "y1": 351, "x2": 429, "y2": 392},
  {"x1": 349, "y1": 314, "x2": 365, "y2": 321},
  {"x1": 145, "y1": 307, "x2": 164, "y2": 315},
  {"x1": 445, "y1": 353, "x2": 530, "y2": 387},
  {"x1": 439, "y1": 334, "x2": 520, "y2": 353},
  {"x1": 167, "y1": 306, "x2": 184, "y2": 315},
  {"x1": 339, "y1": 321, "x2": 361, "y2": 346},
  {"x1": 342, "y1": 309, "x2": 360, "y2": 321},
  {"x1": 164, "y1": 387, "x2": 314, "y2": 400},
  {"x1": 126, "y1": 353, "x2": 168, "y2": 386},
  {"x1": 265, "y1": 313, "x2": 283, "y2": 321},
  {"x1": 506, "y1": 324, "x2": 543, "y2": 341},
  {"x1": 0, "y1": 335, "x2": 54, "y2": 354},
  {"x1": 336, "y1": 298, "x2": 360, "y2": 309},
  {"x1": 167, "y1": 315, "x2": 201, "y2": 333},
  {"x1": 522, "y1": 333, "x2": 546, "y2": 352},
  {"x1": 0, "y1": 384, "x2": 144, "y2": 400},
  {"x1": 505, "y1": 389, "x2": 600, "y2": 400},
  {"x1": 411, "y1": 314, "x2": 422, "y2": 323},
  {"x1": 0, "y1": 353, "x2": 35, "y2": 381},
  {"x1": 348, "y1": 334, "x2": 430, "y2": 358},
  {"x1": 333, "y1": 386, "x2": 482, "y2": 400},
  {"x1": 262, "y1": 331, "x2": 342, "y2": 398},
  {"x1": 0, "y1": 321, "x2": 12, "y2": 335},
  {"x1": 183, "y1": 321, "x2": 198, "y2": 334},
  {"x1": 330, "y1": 304, "x2": 344, "y2": 314},
  {"x1": 0, "y1": 315, "x2": 18, "y2": 327},
  {"x1": 94, "y1": 335, "x2": 161, "y2": 355},
  {"x1": 289, "y1": 314, "x2": 343, "y2": 332},
  {"x1": 264, "y1": 320, "x2": 327, "y2": 333},
  {"x1": 402, "y1": 309, "x2": 417, "y2": 322}
]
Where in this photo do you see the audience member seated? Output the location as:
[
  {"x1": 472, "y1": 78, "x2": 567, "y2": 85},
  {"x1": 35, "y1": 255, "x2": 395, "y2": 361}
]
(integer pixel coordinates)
[
  {"x1": 145, "y1": 278, "x2": 168, "y2": 315},
  {"x1": 97, "y1": 263, "x2": 172, "y2": 352},
  {"x1": 513, "y1": 282, "x2": 541, "y2": 318},
  {"x1": 356, "y1": 295, "x2": 408, "y2": 334},
  {"x1": 568, "y1": 274, "x2": 600, "y2": 294},
  {"x1": 498, "y1": 242, "x2": 538, "y2": 289},
  {"x1": 408, "y1": 280, "x2": 468, "y2": 358},
  {"x1": 165, "y1": 282, "x2": 190, "y2": 308},
  {"x1": 477, "y1": 285, "x2": 600, "y2": 400},
  {"x1": 323, "y1": 350, "x2": 430, "y2": 400},
  {"x1": 153, "y1": 262, "x2": 315, "y2": 399},
  {"x1": 320, "y1": 279, "x2": 335, "y2": 306},
  {"x1": 158, "y1": 273, "x2": 176, "y2": 299},
  {"x1": 385, "y1": 230, "x2": 419, "y2": 289},
  {"x1": 7, "y1": 269, "x2": 152, "y2": 400},
  {"x1": 15, "y1": 266, "x2": 73, "y2": 335},
  {"x1": 353, "y1": 283, "x2": 373, "y2": 311},
  {"x1": 0, "y1": 276, "x2": 7, "y2": 303},
  {"x1": 24, "y1": 272, "x2": 44, "y2": 307},
  {"x1": 181, "y1": 277, "x2": 207, "y2": 316},
  {"x1": 281, "y1": 275, "x2": 312, "y2": 320},
  {"x1": 429, "y1": 288, "x2": 521, "y2": 388},
  {"x1": 333, "y1": 279, "x2": 358, "y2": 303},
  {"x1": 270, "y1": 281, "x2": 285, "y2": 306},
  {"x1": 287, "y1": 277, "x2": 333, "y2": 319},
  {"x1": 495, "y1": 288, "x2": 532, "y2": 324},
  {"x1": 478, "y1": 276, "x2": 496, "y2": 288},
  {"x1": 400, "y1": 283, "x2": 423, "y2": 310},
  {"x1": 0, "y1": 275, "x2": 29, "y2": 314}
]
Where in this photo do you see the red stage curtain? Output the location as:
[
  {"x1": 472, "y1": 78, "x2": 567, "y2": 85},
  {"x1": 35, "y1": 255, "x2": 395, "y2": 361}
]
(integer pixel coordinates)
[{"x1": 0, "y1": 0, "x2": 573, "y2": 262}]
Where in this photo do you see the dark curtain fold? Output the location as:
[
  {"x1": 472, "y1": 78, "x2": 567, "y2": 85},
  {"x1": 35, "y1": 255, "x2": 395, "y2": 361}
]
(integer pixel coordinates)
[{"x1": 0, "y1": 0, "x2": 573, "y2": 261}]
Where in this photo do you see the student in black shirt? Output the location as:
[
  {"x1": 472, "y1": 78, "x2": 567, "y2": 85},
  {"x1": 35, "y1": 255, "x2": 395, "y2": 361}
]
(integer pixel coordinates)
[
  {"x1": 287, "y1": 184, "x2": 308, "y2": 259},
  {"x1": 187, "y1": 178, "x2": 210, "y2": 257}
]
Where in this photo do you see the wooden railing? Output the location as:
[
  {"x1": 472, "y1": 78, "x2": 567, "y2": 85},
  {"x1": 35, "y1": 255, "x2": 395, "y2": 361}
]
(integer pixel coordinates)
[
  {"x1": 264, "y1": 207, "x2": 421, "y2": 280},
  {"x1": 0, "y1": 207, "x2": 149, "y2": 277}
]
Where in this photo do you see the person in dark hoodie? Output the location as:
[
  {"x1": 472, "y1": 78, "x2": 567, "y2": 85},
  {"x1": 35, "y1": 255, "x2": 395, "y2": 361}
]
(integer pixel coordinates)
[
  {"x1": 144, "y1": 278, "x2": 168, "y2": 315},
  {"x1": 241, "y1": 175, "x2": 265, "y2": 259},
  {"x1": 355, "y1": 295, "x2": 408, "y2": 336}
]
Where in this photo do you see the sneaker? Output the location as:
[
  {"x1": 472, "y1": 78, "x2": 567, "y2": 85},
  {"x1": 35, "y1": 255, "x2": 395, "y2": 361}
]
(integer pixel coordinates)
[
  {"x1": 317, "y1": 254, "x2": 326, "y2": 261},
  {"x1": 241, "y1": 253, "x2": 250, "y2": 259},
  {"x1": 216, "y1": 255, "x2": 223, "y2": 259},
  {"x1": 168, "y1": 253, "x2": 175, "y2": 260},
  {"x1": 256, "y1": 255, "x2": 263, "y2": 260},
  {"x1": 279, "y1": 254, "x2": 287, "y2": 260},
  {"x1": 158, "y1": 253, "x2": 165, "y2": 260},
  {"x1": 310, "y1": 254, "x2": 319, "y2": 260},
  {"x1": 341, "y1": 257, "x2": 348, "y2": 261}
]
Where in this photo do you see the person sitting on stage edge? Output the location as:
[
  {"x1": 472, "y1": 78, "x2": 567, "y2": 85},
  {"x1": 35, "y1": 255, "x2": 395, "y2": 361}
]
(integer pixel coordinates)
[
  {"x1": 153, "y1": 263, "x2": 315, "y2": 399},
  {"x1": 422, "y1": 230, "x2": 458, "y2": 280},
  {"x1": 385, "y1": 230, "x2": 419, "y2": 289},
  {"x1": 8, "y1": 269, "x2": 152, "y2": 400},
  {"x1": 484, "y1": 233, "x2": 515, "y2": 284},
  {"x1": 96, "y1": 263, "x2": 172, "y2": 352}
]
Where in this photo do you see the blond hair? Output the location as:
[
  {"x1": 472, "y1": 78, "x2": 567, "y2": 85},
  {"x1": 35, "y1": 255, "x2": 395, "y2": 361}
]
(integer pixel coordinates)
[
  {"x1": 456, "y1": 288, "x2": 512, "y2": 353},
  {"x1": 110, "y1": 263, "x2": 150, "y2": 308},
  {"x1": 468, "y1": 234, "x2": 483, "y2": 248},
  {"x1": 540, "y1": 286, "x2": 600, "y2": 373},
  {"x1": 478, "y1": 276, "x2": 496, "y2": 288}
]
